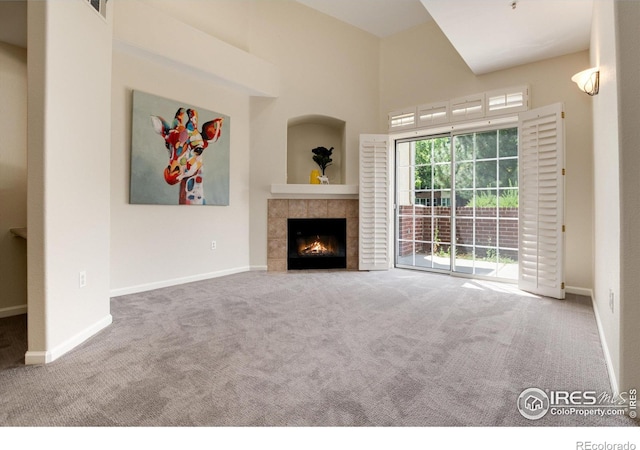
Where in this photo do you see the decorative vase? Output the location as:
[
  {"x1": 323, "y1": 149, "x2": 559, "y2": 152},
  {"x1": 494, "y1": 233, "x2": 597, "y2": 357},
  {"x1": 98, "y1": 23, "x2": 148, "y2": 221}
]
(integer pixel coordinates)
[{"x1": 310, "y1": 169, "x2": 320, "y2": 184}]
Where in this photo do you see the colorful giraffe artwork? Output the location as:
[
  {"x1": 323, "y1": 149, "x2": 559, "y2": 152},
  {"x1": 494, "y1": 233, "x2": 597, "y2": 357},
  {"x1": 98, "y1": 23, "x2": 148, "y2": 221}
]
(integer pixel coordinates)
[
  {"x1": 151, "y1": 108, "x2": 223, "y2": 205},
  {"x1": 130, "y1": 91, "x2": 230, "y2": 206}
]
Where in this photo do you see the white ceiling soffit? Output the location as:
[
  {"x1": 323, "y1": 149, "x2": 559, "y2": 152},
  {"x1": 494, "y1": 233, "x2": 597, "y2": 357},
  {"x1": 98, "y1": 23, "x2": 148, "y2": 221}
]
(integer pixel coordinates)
[
  {"x1": 421, "y1": 0, "x2": 593, "y2": 74},
  {"x1": 295, "y1": 0, "x2": 433, "y2": 38}
]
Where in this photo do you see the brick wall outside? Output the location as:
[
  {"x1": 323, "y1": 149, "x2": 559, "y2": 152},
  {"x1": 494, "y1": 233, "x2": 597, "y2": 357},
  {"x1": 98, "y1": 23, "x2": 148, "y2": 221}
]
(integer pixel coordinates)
[{"x1": 398, "y1": 205, "x2": 518, "y2": 257}]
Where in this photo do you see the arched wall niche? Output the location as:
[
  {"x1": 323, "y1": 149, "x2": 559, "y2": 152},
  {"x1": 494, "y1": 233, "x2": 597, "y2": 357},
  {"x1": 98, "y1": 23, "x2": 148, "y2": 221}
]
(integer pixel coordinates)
[{"x1": 287, "y1": 114, "x2": 345, "y2": 184}]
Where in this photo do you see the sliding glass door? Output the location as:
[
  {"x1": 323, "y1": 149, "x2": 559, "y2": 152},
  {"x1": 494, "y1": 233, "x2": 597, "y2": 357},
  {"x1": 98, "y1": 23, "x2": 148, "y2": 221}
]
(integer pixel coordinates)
[
  {"x1": 395, "y1": 127, "x2": 519, "y2": 280},
  {"x1": 396, "y1": 135, "x2": 452, "y2": 271}
]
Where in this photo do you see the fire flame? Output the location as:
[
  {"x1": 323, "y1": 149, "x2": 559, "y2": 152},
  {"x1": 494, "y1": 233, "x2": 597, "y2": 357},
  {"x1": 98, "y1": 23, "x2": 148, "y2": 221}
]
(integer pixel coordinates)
[{"x1": 299, "y1": 235, "x2": 335, "y2": 256}]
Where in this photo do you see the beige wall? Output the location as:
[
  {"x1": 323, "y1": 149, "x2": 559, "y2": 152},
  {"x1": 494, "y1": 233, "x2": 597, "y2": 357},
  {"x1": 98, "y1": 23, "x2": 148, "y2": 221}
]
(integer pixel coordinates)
[
  {"x1": 590, "y1": 0, "x2": 640, "y2": 393},
  {"x1": 247, "y1": 1, "x2": 381, "y2": 268},
  {"x1": 0, "y1": 42, "x2": 27, "y2": 316},
  {"x1": 110, "y1": 50, "x2": 252, "y2": 293},
  {"x1": 591, "y1": 0, "x2": 621, "y2": 388},
  {"x1": 615, "y1": 0, "x2": 640, "y2": 393},
  {"x1": 149, "y1": 0, "x2": 252, "y2": 52},
  {"x1": 380, "y1": 21, "x2": 594, "y2": 290},
  {"x1": 117, "y1": 0, "x2": 381, "y2": 271},
  {"x1": 27, "y1": 0, "x2": 113, "y2": 362},
  {"x1": 287, "y1": 121, "x2": 345, "y2": 185}
]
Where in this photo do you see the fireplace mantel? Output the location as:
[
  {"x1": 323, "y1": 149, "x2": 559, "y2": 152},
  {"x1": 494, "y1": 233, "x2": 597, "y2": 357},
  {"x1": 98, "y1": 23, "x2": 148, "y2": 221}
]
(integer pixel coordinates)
[{"x1": 270, "y1": 184, "x2": 358, "y2": 198}]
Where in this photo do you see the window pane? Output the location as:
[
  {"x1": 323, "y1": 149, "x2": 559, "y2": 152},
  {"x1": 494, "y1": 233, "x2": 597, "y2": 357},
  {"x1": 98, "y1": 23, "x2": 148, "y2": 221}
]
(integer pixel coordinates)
[
  {"x1": 432, "y1": 244, "x2": 451, "y2": 270},
  {"x1": 414, "y1": 165, "x2": 431, "y2": 190},
  {"x1": 398, "y1": 214, "x2": 415, "y2": 241},
  {"x1": 455, "y1": 218, "x2": 474, "y2": 246},
  {"x1": 434, "y1": 216, "x2": 451, "y2": 245},
  {"x1": 432, "y1": 190, "x2": 452, "y2": 208},
  {"x1": 474, "y1": 189, "x2": 497, "y2": 216},
  {"x1": 499, "y1": 128, "x2": 518, "y2": 157},
  {"x1": 455, "y1": 162, "x2": 474, "y2": 189},
  {"x1": 433, "y1": 164, "x2": 451, "y2": 189},
  {"x1": 414, "y1": 140, "x2": 431, "y2": 165},
  {"x1": 397, "y1": 165, "x2": 413, "y2": 191},
  {"x1": 414, "y1": 241, "x2": 432, "y2": 269},
  {"x1": 498, "y1": 218, "x2": 518, "y2": 249},
  {"x1": 416, "y1": 216, "x2": 431, "y2": 243},
  {"x1": 498, "y1": 188, "x2": 519, "y2": 208},
  {"x1": 497, "y1": 248, "x2": 519, "y2": 279},
  {"x1": 455, "y1": 134, "x2": 474, "y2": 161},
  {"x1": 499, "y1": 159, "x2": 518, "y2": 188},
  {"x1": 454, "y1": 245, "x2": 474, "y2": 274},
  {"x1": 455, "y1": 193, "x2": 474, "y2": 211},
  {"x1": 396, "y1": 141, "x2": 411, "y2": 167},
  {"x1": 475, "y1": 161, "x2": 497, "y2": 188},
  {"x1": 475, "y1": 219, "x2": 497, "y2": 246},
  {"x1": 397, "y1": 240, "x2": 415, "y2": 265},
  {"x1": 474, "y1": 247, "x2": 498, "y2": 276},
  {"x1": 414, "y1": 204, "x2": 431, "y2": 217},
  {"x1": 397, "y1": 189, "x2": 413, "y2": 207},
  {"x1": 476, "y1": 130, "x2": 498, "y2": 159},
  {"x1": 415, "y1": 190, "x2": 431, "y2": 206},
  {"x1": 432, "y1": 137, "x2": 451, "y2": 163}
]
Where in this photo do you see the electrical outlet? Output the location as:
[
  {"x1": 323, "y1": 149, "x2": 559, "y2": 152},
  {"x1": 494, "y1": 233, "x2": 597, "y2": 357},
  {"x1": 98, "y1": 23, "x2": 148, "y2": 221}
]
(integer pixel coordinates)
[
  {"x1": 609, "y1": 289, "x2": 614, "y2": 313},
  {"x1": 79, "y1": 271, "x2": 87, "y2": 288},
  {"x1": 211, "y1": 241, "x2": 217, "y2": 250}
]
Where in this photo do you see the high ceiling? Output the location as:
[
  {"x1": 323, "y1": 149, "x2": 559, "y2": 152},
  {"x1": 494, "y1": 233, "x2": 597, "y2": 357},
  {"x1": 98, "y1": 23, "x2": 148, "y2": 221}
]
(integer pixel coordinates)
[
  {"x1": 420, "y1": 0, "x2": 593, "y2": 74},
  {"x1": 295, "y1": 0, "x2": 433, "y2": 38},
  {"x1": 298, "y1": 0, "x2": 593, "y2": 74},
  {"x1": 1, "y1": 0, "x2": 593, "y2": 75}
]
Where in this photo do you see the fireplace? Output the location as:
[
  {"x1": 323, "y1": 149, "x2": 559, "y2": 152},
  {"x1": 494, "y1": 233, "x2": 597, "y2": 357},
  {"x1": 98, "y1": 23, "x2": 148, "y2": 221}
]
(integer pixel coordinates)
[
  {"x1": 288, "y1": 218, "x2": 347, "y2": 270},
  {"x1": 267, "y1": 199, "x2": 358, "y2": 272}
]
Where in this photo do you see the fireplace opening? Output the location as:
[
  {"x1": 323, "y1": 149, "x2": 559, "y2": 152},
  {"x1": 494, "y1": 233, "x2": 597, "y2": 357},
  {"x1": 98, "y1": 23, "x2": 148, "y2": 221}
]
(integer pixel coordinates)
[{"x1": 288, "y1": 218, "x2": 347, "y2": 270}]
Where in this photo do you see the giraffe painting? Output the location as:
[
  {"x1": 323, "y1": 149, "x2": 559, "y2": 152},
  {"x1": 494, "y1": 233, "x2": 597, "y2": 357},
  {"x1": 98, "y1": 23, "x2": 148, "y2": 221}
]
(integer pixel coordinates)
[
  {"x1": 151, "y1": 108, "x2": 223, "y2": 205},
  {"x1": 129, "y1": 90, "x2": 231, "y2": 206}
]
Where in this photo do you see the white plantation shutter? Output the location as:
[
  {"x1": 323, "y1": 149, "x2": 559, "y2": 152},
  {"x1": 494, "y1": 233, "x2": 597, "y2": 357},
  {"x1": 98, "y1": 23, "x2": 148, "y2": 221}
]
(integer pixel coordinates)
[
  {"x1": 417, "y1": 101, "x2": 449, "y2": 127},
  {"x1": 518, "y1": 103, "x2": 565, "y2": 299},
  {"x1": 486, "y1": 85, "x2": 529, "y2": 116},
  {"x1": 450, "y1": 93, "x2": 485, "y2": 122},
  {"x1": 359, "y1": 135, "x2": 392, "y2": 271},
  {"x1": 388, "y1": 108, "x2": 416, "y2": 131}
]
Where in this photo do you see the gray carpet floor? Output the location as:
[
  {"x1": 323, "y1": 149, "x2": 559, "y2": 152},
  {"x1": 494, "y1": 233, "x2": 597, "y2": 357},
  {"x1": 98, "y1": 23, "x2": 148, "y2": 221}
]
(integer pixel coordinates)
[
  {"x1": 0, "y1": 313, "x2": 26, "y2": 372},
  {"x1": 0, "y1": 269, "x2": 637, "y2": 426}
]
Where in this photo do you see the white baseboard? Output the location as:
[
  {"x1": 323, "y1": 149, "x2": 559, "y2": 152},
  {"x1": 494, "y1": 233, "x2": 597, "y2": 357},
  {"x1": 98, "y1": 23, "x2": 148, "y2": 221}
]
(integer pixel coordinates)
[
  {"x1": 0, "y1": 304, "x2": 27, "y2": 319},
  {"x1": 25, "y1": 314, "x2": 113, "y2": 365},
  {"x1": 565, "y1": 286, "x2": 619, "y2": 394},
  {"x1": 109, "y1": 266, "x2": 252, "y2": 297},
  {"x1": 24, "y1": 351, "x2": 49, "y2": 365},
  {"x1": 250, "y1": 265, "x2": 268, "y2": 271},
  {"x1": 565, "y1": 286, "x2": 593, "y2": 297},
  {"x1": 590, "y1": 292, "x2": 620, "y2": 395}
]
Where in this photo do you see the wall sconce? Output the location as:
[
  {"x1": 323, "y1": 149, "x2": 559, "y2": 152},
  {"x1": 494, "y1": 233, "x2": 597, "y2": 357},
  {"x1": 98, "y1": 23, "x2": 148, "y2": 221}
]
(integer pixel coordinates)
[{"x1": 571, "y1": 67, "x2": 600, "y2": 96}]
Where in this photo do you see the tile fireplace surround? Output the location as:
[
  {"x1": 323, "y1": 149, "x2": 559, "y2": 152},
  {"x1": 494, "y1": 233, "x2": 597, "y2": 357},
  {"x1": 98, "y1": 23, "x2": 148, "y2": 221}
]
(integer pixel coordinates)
[{"x1": 267, "y1": 199, "x2": 359, "y2": 271}]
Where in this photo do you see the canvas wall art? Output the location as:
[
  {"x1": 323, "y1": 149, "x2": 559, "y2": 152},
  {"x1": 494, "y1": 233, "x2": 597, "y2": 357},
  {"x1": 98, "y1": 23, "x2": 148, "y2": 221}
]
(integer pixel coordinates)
[{"x1": 130, "y1": 90, "x2": 231, "y2": 206}]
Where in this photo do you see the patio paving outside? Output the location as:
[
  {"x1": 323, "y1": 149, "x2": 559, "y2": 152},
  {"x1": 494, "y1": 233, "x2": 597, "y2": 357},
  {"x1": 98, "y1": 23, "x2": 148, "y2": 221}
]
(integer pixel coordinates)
[{"x1": 397, "y1": 253, "x2": 519, "y2": 280}]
